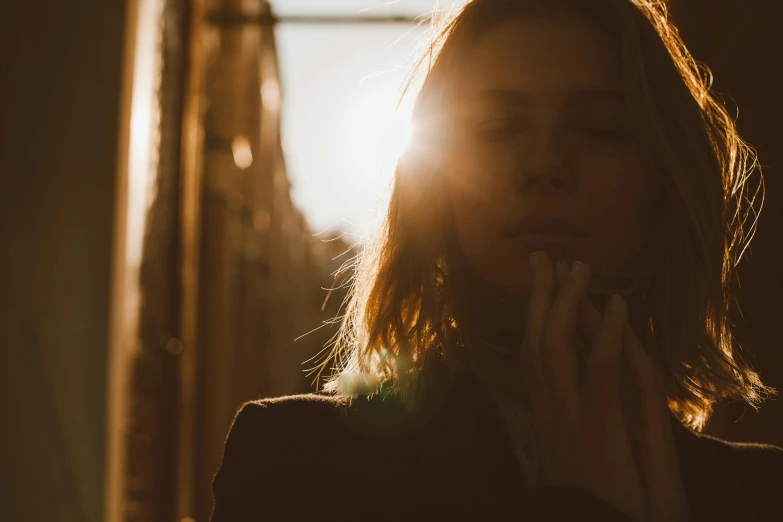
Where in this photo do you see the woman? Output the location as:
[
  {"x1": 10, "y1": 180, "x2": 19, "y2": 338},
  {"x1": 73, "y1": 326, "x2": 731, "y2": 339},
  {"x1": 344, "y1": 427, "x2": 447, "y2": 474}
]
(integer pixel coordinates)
[{"x1": 211, "y1": 1, "x2": 782, "y2": 520}]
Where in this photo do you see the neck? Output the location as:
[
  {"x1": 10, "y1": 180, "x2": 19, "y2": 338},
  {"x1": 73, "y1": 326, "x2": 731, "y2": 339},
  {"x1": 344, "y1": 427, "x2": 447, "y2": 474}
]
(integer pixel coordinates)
[{"x1": 457, "y1": 261, "x2": 527, "y2": 354}]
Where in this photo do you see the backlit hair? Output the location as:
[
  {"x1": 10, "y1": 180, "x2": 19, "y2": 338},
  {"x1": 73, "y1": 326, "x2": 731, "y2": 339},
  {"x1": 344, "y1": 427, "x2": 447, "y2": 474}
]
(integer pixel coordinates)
[{"x1": 314, "y1": 0, "x2": 774, "y2": 431}]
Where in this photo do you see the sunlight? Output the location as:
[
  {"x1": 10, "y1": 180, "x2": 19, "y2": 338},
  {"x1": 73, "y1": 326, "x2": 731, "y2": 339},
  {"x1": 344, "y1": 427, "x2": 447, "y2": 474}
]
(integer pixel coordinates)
[
  {"x1": 345, "y1": 88, "x2": 413, "y2": 177},
  {"x1": 276, "y1": 24, "x2": 426, "y2": 237}
]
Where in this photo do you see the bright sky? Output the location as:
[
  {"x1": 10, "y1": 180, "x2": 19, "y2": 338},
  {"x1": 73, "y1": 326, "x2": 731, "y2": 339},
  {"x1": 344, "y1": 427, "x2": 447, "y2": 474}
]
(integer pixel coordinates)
[{"x1": 273, "y1": 1, "x2": 438, "y2": 239}]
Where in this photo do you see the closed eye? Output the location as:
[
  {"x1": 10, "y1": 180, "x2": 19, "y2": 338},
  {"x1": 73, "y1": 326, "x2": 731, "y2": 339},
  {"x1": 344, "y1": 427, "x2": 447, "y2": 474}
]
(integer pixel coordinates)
[{"x1": 474, "y1": 117, "x2": 531, "y2": 142}]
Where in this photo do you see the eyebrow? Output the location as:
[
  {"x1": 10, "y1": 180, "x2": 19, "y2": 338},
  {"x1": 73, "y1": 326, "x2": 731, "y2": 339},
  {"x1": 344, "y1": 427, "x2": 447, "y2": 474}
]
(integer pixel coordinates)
[{"x1": 468, "y1": 87, "x2": 626, "y2": 108}]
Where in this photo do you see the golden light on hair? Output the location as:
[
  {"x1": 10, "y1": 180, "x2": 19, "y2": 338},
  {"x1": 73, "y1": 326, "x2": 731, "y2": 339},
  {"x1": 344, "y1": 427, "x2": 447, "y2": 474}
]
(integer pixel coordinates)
[{"x1": 315, "y1": 0, "x2": 775, "y2": 433}]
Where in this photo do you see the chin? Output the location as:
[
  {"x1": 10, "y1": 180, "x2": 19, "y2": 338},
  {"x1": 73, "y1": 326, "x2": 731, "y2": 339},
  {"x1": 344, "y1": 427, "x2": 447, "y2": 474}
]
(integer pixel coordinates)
[
  {"x1": 481, "y1": 261, "x2": 531, "y2": 298},
  {"x1": 508, "y1": 238, "x2": 577, "y2": 265},
  {"x1": 485, "y1": 243, "x2": 576, "y2": 297}
]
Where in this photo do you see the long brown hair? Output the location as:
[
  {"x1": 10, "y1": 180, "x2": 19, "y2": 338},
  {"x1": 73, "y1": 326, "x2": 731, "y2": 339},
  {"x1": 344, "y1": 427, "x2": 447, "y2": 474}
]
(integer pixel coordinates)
[{"x1": 313, "y1": 0, "x2": 774, "y2": 431}]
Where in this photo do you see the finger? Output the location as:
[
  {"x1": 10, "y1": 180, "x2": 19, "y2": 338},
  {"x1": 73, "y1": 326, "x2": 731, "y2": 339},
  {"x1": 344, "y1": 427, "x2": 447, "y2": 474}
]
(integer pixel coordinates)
[
  {"x1": 554, "y1": 259, "x2": 570, "y2": 292},
  {"x1": 578, "y1": 295, "x2": 602, "y2": 342},
  {"x1": 585, "y1": 294, "x2": 626, "y2": 416},
  {"x1": 524, "y1": 251, "x2": 555, "y2": 353},
  {"x1": 573, "y1": 296, "x2": 602, "y2": 387},
  {"x1": 541, "y1": 260, "x2": 591, "y2": 421},
  {"x1": 624, "y1": 325, "x2": 668, "y2": 429},
  {"x1": 522, "y1": 252, "x2": 555, "y2": 410},
  {"x1": 624, "y1": 328, "x2": 687, "y2": 522},
  {"x1": 522, "y1": 252, "x2": 557, "y2": 475}
]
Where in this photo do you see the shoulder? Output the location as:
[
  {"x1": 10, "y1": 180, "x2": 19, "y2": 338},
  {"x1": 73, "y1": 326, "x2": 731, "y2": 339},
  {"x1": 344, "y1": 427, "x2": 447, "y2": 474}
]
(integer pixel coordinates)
[
  {"x1": 217, "y1": 392, "x2": 351, "y2": 465},
  {"x1": 227, "y1": 393, "x2": 350, "y2": 439},
  {"x1": 696, "y1": 430, "x2": 783, "y2": 491},
  {"x1": 676, "y1": 423, "x2": 783, "y2": 520},
  {"x1": 224, "y1": 388, "x2": 423, "y2": 444},
  {"x1": 211, "y1": 389, "x2": 439, "y2": 521},
  {"x1": 211, "y1": 393, "x2": 352, "y2": 521}
]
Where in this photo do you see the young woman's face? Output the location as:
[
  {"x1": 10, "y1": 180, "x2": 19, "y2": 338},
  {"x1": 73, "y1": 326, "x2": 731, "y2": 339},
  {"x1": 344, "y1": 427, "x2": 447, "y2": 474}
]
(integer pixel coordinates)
[{"x1": 444, "y1": 15, "x2": 658, "y2": 296}]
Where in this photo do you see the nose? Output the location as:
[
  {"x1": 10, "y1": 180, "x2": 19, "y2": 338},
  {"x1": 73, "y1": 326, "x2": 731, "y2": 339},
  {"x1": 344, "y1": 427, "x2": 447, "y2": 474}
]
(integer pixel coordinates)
[{"x1": 516, "y1": 129, "x2": 573, "y2": 193}]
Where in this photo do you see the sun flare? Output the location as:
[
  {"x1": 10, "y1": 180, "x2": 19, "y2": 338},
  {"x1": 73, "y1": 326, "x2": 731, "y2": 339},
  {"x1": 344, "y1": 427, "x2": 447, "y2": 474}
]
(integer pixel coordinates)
[{"x1": 346, "y1": 88, "x2": 414, "y2": 176}]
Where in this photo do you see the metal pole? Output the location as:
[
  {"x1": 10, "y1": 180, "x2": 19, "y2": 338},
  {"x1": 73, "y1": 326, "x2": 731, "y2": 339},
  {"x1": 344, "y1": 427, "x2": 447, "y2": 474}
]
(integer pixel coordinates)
[{"x1": 204, "y1": 11, "x2": 430, "y2": 26}]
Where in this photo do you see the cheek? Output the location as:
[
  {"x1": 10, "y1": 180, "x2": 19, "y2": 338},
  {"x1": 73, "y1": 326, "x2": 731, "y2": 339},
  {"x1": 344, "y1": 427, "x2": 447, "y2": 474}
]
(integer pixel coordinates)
[
  {"x1": 444, "y1": 154, "x2": 523, "y2": 290},
  {"x1": 445, "y1": 146, "x2": 510, "y2": 193},
  {"x1": 444, "y1": 165, "x2": 497, "y2": 256},
  {"x1": 580, "y1": 162, "x2": 657, "y2": 266},
  {"x1": 443, "y1": 148, "x2": 506, "y2": 230}
]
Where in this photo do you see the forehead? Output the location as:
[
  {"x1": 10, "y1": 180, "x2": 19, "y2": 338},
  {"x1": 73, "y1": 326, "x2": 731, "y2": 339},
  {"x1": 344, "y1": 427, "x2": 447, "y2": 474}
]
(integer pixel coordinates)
[{"x1": 455, "y1": 16, "x2": 622, "y2": 104}]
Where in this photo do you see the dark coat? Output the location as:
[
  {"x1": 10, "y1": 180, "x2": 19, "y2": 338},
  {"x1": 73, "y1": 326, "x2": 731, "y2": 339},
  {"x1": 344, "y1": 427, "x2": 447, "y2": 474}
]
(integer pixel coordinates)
[{"x1": 211, "y1": 366, "x2": 782, "y2": 521}]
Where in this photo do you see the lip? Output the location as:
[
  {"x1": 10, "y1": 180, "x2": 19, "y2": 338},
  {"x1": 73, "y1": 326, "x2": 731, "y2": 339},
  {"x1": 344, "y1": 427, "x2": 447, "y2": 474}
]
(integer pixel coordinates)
[{"x1": 501, "y1": 215, "x2": 589, "y2": 238}]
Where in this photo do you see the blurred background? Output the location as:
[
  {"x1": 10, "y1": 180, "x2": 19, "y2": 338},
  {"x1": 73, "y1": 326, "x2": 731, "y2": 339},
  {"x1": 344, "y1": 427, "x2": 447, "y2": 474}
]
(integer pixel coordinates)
[{"x1": 0, "y1": 0, "x2": 781, "y2": 521}]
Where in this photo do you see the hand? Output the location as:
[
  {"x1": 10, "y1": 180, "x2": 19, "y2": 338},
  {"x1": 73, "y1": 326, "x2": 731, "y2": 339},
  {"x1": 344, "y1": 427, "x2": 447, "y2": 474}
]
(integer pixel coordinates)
[
  {"x1": 522, "y1": 252, "x2": 692, "y2": 522},
  {"x1": 559, "y1": 261, "x2": 693, "y2": 522}
]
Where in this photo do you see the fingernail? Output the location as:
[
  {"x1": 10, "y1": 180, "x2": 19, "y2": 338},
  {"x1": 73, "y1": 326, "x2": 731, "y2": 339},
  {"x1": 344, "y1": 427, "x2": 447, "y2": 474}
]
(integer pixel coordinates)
[
  {"x1": 529, "y1": 252, "x2": 539, "y2": 271},
  {"x1": 607, "y1": 294, "x2": 626, "y2": 314},
  {"x1": 570, "y1": 261, "x2": 582, "y2": 278}
]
